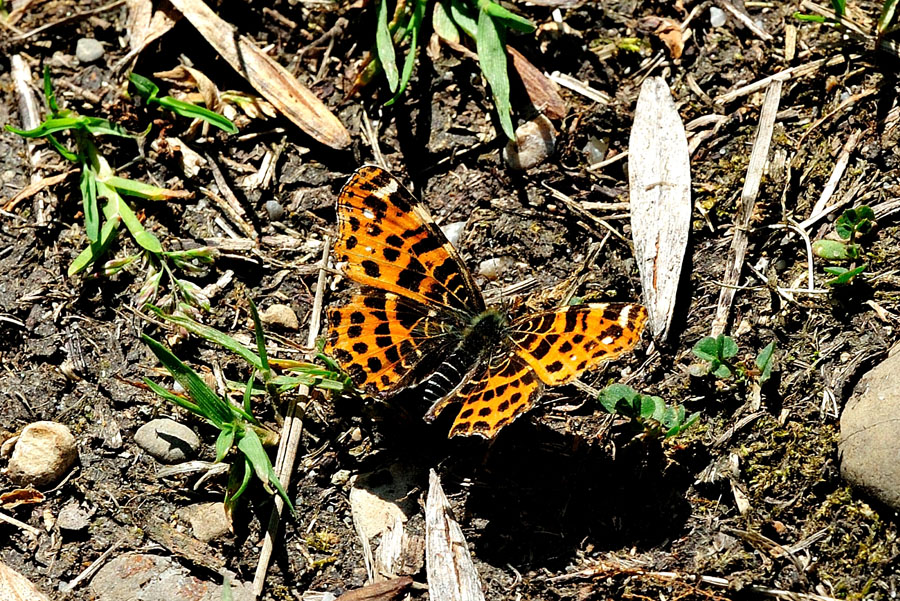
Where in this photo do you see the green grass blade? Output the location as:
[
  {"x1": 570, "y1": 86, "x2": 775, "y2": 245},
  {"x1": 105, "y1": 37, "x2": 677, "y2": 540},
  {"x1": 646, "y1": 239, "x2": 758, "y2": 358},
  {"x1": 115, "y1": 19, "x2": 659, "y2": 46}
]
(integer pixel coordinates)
[
  {"x1": 128, "y1": 72, "x2": 160, "y2": 101},
  {"x1": 879, "y1": 0, "x2": 899, "y2": 33},
  {"x1": 450, "y1": 0, "x2": 478, "y2": 37},
  {"x1": 475, "y1": 9, "x2": 515, "y2": 139},
  {"x1": 143, "y1": 376, "x2": 204, "y2": 415},
  {"x1": 434, "y1": 0, "x2": 460, "y2": 43},
  {"x1": 154, "y1": 96, "x2": 238, "y2": 134},
  {"x1": 237, "y1": 428, "x2": 294, "y2": 512},
  {"x1": 142, "y1": 334, "x2": 234, "y2": 428},
  {"x1": 68, "y1": 214, "x2": 121, "y2": 276},
  {"x1": 247, "y1": 298, "x2": 271, "y2": 378},
  {"x1": 145, "y1": 305, "x2": 264, "y2": 370},
  {"x1": 376, "y1": 0, "x2": 400, "y2": 92},
  {"x1": 80, "y1": 169, "x2": 100, "y2": 243},
  {"x1": 105, "y1": 176, "x2": 179, "y2": 200},
  {"x1": 478, "y1": 0, "x2": 535, "y2": 32},
  {"x1": 96, "y1": 181, "x2": 163, "y2": 254},
  {"x1": 386, "y1": 0, "x2": 426, "y2": 105},
  {"x1": 43, "y1": 66, "x2": 60, "y2": 116}
]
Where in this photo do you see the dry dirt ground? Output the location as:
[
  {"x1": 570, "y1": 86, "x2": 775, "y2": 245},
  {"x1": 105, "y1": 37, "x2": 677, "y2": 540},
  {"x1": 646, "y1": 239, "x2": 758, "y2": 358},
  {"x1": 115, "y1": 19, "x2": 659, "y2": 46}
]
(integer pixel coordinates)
[{"x1": 1, "y1": 0, "x2": 899, "y2": 599}]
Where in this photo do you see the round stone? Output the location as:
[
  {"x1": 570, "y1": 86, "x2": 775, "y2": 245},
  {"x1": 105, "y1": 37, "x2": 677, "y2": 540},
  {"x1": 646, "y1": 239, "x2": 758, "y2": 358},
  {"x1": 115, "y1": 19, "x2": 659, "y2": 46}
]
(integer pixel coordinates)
[
  {"x1": 75, "y1": 38, "x2": 104, "y2": 63},
  {"x1": 503, "y1": 114, "x2": 557, "y2": 171},
  {"x1": 264, "y1": 200, "x2": 284, "y2": 221},
  {"x1": 7, "y1": 421, "x2": 78, "y2": 488},
  {"x1": 134, "y1": 419, "x2": 200, "y2": 463},
  {"x1": 839, "y1": 351, "x2": 900, "y2": 511},
  {"x1": 259, "y1": 303, "x2": 300, "y2": 330}
]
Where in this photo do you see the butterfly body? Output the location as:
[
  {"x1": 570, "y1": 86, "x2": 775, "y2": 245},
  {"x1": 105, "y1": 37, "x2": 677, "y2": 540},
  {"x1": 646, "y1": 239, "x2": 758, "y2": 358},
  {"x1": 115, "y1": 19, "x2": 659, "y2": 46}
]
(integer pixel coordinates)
[{"x1": 326, "y1": 166, "x2": 648, "y2": 438}]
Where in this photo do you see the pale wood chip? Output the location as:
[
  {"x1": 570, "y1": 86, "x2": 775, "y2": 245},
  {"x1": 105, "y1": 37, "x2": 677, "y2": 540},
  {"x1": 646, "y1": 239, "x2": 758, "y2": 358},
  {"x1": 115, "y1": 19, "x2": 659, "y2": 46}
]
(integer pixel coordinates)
[
  {"x1": 628, "y1": 77, "x2": 692, "y2": 342},
  {"x1": 0, "y1": 560, "x2": 51, "y2": 601},
  {"x1": 425, "y1": 470, "x2": 485, "y2": 601}
]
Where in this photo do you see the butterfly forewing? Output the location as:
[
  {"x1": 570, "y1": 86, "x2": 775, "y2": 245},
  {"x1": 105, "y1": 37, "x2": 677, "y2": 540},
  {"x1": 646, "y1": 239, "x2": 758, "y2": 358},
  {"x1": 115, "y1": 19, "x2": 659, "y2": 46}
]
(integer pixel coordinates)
[
  {"x1": 336, "y1": 166, "x2": 485, "y2": 316},
  {"x1": 325, "y1": 291, "x2": 459, "y2": 392},
  {"x1": 507, "y1": 303, "x2": 648, "y2": 386}
]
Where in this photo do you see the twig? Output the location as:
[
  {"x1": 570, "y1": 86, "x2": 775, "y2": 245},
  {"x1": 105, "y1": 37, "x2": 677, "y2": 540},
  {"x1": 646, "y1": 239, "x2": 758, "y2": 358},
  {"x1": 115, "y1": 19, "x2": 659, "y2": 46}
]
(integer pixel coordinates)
[
  {"x1": 712, "y1": 80, "x2": 782, "y2": 336},
  {"x1": 58, "y1": 536, "x2": 127, "y2": 593},
  {"x1": 0, "y1": 510, "x2": 41, "y2": 538},
  {"x1": 715, "y1": 55, "x2": 854, "y2": 104},
  {"x1": 204, "y1": 154, "x2": 258, "y2": 241},
  {"x1": 547, "y1": 72, "x2": 612, "y2": 105},
  {"x1": 11, "y1": 0, "x2": 127, "y2": 41},
  {"x1": 715, "y1": 0, "x2": 774, "y2": 40},
  {"x1": 10, "y1": 54, "x2": 51, "y2": 226},
  {"x1": 251, "y1": 237, "x2": 331, "y2": 598}
]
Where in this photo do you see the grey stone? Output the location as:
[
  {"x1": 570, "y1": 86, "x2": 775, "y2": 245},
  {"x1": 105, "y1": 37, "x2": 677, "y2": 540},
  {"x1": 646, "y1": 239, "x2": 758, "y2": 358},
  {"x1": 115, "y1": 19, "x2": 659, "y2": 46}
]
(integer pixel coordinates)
[
  {"x1": 89, "y1": 554, "x2": 253, "y2": 601},
  {"x1": 264, "y1": 200, "x2": 284, "y2": 221},
  {"x1": 75, "y1": 38, "x2": 104, "y2": 63},
  {"x1": 7, "y1": 421, "x2": 78, "y2": 488},
  {"x1": 57, "y1": 502, "x2": 92, "y2": 532},
  {"x1": 709, "y1": 6, "x2": 727, "y2": 27},
  {"x1": 839, "y1": 351, "x2": 900, "y2": 511},
  {"x1": 134, "y1": 419, "x2": 200, "y2": 463}
]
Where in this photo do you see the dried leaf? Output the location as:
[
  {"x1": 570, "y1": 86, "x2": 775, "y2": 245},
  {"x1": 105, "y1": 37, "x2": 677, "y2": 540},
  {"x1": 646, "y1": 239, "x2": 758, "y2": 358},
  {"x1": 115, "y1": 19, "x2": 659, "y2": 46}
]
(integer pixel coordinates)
[
  {"x1": 0, "y1": 487, "x2": 45, "y2": 509},
  {"x1": 629, "y1": 77, "x2": 691, "y2": 342},
  {"x1": 508, "y1": 47, "x2": 567, "y2": 120},
  {"x1": 166, "y1": 0, "x2": 351, "y2": 149},
  {"x1": 334, "y1": 577, "x2": 413, "y2": 601},
  {"x1": 425, "y1": 470, "x2": 485, "y2": 601}
]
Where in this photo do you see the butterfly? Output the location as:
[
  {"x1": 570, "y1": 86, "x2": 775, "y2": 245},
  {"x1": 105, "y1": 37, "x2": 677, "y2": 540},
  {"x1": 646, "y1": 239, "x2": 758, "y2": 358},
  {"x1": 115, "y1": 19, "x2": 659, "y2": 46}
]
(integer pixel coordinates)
[{"x1": 325, "y1": 166, "x2": 647, "y2": 438}]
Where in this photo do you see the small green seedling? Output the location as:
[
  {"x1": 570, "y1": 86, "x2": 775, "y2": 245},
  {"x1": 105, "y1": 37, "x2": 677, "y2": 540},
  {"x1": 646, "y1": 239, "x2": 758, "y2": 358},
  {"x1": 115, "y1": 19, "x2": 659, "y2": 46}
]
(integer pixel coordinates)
[
  {"x1": 598, "y1": 384, "x2": 698, "y2": 439},
  {"x1": 692, "y1": 336, "x2": 776, "y2": 382},
  {"x1": 812, "y1": 205, "x2": 874, "y2": 286},
  {"x1": 371, "y1": 0, "x2": 535, "y2": 139},
  {"x1": 129, "y1": 72, "x2": 238, "y2": 134},
  {"x1": 6, "y1": 69, "x2": 236, "y2": 311},
  {"x1": 143, "y1": 298, "x2": 352, "y2": 516},
  {"x1": 794, "y1": 0, "x2": 900, "y2": 51}
]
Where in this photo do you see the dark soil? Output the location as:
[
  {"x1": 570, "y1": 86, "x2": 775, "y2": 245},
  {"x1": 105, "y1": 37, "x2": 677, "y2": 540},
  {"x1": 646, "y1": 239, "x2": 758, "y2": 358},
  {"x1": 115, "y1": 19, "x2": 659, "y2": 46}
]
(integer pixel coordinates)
[{"x1": 1, "y1": 0, "x2": 899, "y2": 599}]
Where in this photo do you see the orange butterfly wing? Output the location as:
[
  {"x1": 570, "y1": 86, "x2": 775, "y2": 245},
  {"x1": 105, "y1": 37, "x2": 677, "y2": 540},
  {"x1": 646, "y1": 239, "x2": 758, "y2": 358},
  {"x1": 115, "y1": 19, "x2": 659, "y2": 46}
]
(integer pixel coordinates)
[
  {"x1": 508, "y1": 303, "x2": 648, "y2": 386},
  {"x1": 334, "y1": 166, "x2": 484, "y2": 315}
]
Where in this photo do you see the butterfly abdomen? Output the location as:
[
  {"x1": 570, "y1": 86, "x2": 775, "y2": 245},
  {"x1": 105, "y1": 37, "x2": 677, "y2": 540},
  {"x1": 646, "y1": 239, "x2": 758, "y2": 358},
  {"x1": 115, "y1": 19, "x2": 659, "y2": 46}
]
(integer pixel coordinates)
[{"x1": 420, "y1": 309, "x2": 508, "y2": 417}]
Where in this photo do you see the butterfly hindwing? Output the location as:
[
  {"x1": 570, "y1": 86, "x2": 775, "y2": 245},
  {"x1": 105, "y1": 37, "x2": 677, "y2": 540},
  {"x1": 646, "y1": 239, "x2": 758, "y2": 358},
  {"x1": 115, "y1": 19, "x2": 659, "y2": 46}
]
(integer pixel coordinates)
[
  {"x1": 508, "y1": 303, "x2": 648, "y2": 386},
  {"x1": 425, "y1": 350, "x2": 544, "y2": 439},
  {"x1": 336, "y1": 166, "x2": 485, "y2": 316},
  {"x1": 325, "y1": 291, "x2": 459, "y2": 393}
]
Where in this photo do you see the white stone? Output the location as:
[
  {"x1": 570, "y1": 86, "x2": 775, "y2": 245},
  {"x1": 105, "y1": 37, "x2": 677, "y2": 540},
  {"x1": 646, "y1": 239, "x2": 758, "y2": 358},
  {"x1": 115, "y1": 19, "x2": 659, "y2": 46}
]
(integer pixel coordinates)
[
  {"x1": 709, "y1": 7, "x2": 727, "y2": 27},
  {"x1": 75, "y1": 38, "x2": 104, "y2": 63},
  {"x1": 259, "y1": 303, "x2": 300, "y2": 330},
  {"x1": 7, "y1": 421, "x2": 78, "y2": 488}
]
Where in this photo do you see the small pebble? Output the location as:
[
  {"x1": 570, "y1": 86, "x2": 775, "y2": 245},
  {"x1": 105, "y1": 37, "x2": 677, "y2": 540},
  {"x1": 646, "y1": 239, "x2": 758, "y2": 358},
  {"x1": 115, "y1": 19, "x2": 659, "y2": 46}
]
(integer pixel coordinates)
[
  {"x1": 265, "y1": 200, "x2": 285, "y2": 221},
  {"x1": 134, "y1": 419, "x2": 200, "y2": 463},
  {"x1": 7, "y1": 421, "x2": 78, "y2": 488},
  {"x1": 581, "y1": 136, "x2": 608, "y2": 164},
  {"x1": 331, "y1": 469, "x2": 351, "y2": 486},
  {"x1": 57, "y1": 502, "x2": 92, "y2": 532},
  {"x1": 503, "y1": 114, "x2": 557, "y2": 171},
  {"x1": 441, "y1": 221, "x2": 467, "y2": 248},
  {"x1": 709, "y1": 6, "x2": 727, "y2": 27},
  {"x1": 259, "y1": 303, "x2": 300, "y2": 330},
  {"x1": 477, "y1": 257, "x2": 512, "y2": 280},
  {"x1": 179, "y1": 502, "x2": 230, "y2": 542},
  {"x1": 75, "y1": 38, "x2": 104, "y2": 63}
]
